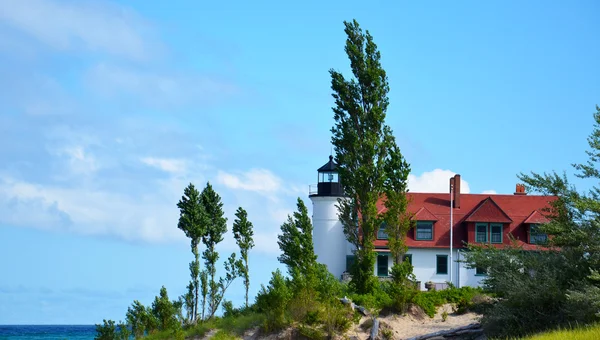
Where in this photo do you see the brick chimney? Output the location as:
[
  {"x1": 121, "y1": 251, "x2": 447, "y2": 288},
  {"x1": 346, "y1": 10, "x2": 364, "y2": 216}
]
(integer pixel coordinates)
[
  {"x1": 514, "y1": 184, "x2": 527, "y2": 195},
  {"x1": 450, "y1": 174, "x2": 461, "y2": 208}
]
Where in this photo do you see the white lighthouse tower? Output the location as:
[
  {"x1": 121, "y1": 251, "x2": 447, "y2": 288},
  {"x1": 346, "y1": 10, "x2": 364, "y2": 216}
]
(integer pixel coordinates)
[{"x1": 309, "y1": 155, "x2": 348, "y2": 279}]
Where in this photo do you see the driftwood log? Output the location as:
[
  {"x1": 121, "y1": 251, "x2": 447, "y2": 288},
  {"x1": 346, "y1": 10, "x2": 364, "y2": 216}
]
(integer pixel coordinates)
[
  {"x1": 405, "y1": 323, "x2": 482, "y2": 340},
  {"x1": 369, "y1": 318, "x2": 379, "y2": 340},
  {"x1": 339, "y1": 297, "x2": 370, "y2": 316}
]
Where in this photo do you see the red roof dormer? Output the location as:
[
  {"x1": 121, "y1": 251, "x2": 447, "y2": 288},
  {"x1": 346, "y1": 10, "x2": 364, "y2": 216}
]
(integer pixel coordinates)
[{"x1": 465, "y1": 197, "x2": 512, "y2": 223}]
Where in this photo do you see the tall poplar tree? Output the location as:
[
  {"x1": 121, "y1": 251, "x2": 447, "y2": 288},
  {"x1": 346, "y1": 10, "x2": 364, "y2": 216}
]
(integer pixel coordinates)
[
  {"x1": 200, "y1": 182, "x2": 228, "y2": 318},
  {"x1": 329, "y1": 19, "x2": 411, "y2": 293},
  {"x1": 277, "y1": 198, "x2": 318, "y2": 276},
  {"x1": 232, "y1": 207, "x2": 255, "y2": 308},
  {"x1": 176, "y1": 183, "x2": 206, "y2": 322}
]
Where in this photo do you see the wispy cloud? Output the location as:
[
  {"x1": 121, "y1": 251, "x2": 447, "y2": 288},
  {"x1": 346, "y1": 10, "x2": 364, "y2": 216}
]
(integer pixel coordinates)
[
  {"x1": 0, "y1": 0, "x2": 156, "y2": 60},
  {"x1": 85, "y1": 63, "x2": 239, "y2": 108},
  {"x1": 140, "y1": 157, "x2": 187, "y2": 175},
  {"x1": 217, "y1": 169, "x2": 283, "y2": 195}
]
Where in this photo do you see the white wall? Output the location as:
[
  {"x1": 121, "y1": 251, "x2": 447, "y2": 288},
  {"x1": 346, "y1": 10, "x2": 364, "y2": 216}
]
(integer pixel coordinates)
[
  {"x1": 310, "y1": 196, "x2": 348, "y2": 279},
  {"x1": 372, "y1": 248, "x2": 484, "y2": 290},
  {"x1": 457, "y1": 250, "x2": 485, "y2": 288}
]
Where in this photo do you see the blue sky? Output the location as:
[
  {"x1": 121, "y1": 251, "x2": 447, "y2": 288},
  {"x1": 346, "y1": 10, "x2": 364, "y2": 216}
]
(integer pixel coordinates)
[{"x1": 0, "y1": 0, "x2": 598, "y2": 325}]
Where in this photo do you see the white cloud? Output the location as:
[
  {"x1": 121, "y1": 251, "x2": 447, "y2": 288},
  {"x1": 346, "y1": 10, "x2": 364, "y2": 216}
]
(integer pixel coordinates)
[
  {"x1": 0, "y1": 175, "x2": 186, "y2": 243},
  {"x1": 0, "y1": 0, "x2": 155, "y2": 60},
  {"x1": 481, "y1": 190, "x2": 497, "y2": 194},
  {"x1": 56, "y1": 146, "x2": 98, "y2": 175},
  {"x1": 140, "y1": 157, "x2": 187, "y2": 175},
  {"x1": 217, "y1": 169, "x2": 283, "y2": 195},
  {"x1": 86, "y1": 63, "x2": 238, "y2": 108},
  {"x1": 408, "y1": 169, "x2": 471, "y2": 193}
]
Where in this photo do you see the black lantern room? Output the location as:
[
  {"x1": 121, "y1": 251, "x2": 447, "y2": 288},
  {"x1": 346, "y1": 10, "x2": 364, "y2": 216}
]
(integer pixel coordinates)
[{"x1": 313, "y1": 155, "x2": 344, "y2": 197}]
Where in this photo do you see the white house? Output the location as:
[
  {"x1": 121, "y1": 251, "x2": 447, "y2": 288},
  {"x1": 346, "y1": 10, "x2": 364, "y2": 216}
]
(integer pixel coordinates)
[{"x1": 309, "y1": 156, "x2": 555, "y2": 290}]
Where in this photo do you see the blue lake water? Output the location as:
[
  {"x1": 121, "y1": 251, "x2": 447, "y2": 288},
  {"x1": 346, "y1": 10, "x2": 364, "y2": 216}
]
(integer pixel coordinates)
[{"x1": 0, "y1": 325, "x2": 96, "y2": 340}]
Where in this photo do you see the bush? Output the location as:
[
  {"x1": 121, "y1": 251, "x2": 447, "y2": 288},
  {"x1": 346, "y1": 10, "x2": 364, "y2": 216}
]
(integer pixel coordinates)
[
  {"x1": 349, "y1": 283, "x2": 393, "y2": 311},
  {"x1": 322, "y1": 303, "x2": 353, "y2": 337},
  {"x1": 95, "y1": 319, "x2": 117, "y2": 340},
  {"x1": 298, "y1": 324, "x2": 327, "y2": 340},
  {"x1": 413, "y1": 291, "x2": 444, "y2": 318},
  {"x1": 216, "y1": 312, "x2": 265, "y2": 336},
  {"x1": 255, "y1": 269, "x2": 292, "y2": 332}
]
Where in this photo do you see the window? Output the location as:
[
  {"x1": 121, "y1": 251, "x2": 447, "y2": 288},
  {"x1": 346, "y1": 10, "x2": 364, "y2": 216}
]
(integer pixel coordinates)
[
  {"x1": 476, "y1": 223, "x2": 488, "y2": 243},
  {"x1": 377, "y1": 254, "x2": 389, "y2": 277},
  {"x1": 346, "y1": 255, "x2": 356, "y2": 271},
  {"x1": 377, "y1": 222, "x2": 388, "y2": 240},
  {"x1": 476, "y1": 267, "x2": 487, "y2": 276},
  {"x1": 491, "y1": 224, "x2": 503, "y2": 244},
  {"x1": 436, "y1": 255, "x2": 448, "y2": 275},
  {"x1": 403, "y1": 254, "x2": 412, "y2": 265},
  {"x1": 530, "y1": 224, "x2": 548, "y2": 244},
  {"x1": 416, "y1": 221, "x2": 434, "y2": 240}
]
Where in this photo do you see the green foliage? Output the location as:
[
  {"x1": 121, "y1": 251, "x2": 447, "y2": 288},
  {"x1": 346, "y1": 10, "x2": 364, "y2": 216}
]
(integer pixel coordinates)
[
  {"x1": 413, "y1": 292, "x2": 444, "y2": 318},
  {"x1": 211, "y1": 330, "x2": 237, "y2": 340},
  {"x1": 322, "y1": 303, "x2": 353, "y2": 337},
  {"x1": 298, "y1": 324, "x2": 327, "y2": 340},
  {"x1": 441, "y1": 310, "x2": 448, "y2": 322},
  {"x1": 329, "y1": 19, "x2": 410, "y2": 295},
  {"x1": 151, "y1": 286, "x2": 180, "y2": 331},
  {"x1": 523, "y1": 324, "x2": 600, "y2": 340},
  {"x1": 116, "y1": 321, "x2": 130, "y2": 340},
  {"x1": 216, "y1": 312, "x2": 265, "y2": 336},
  {"x1": 277, "y1": 198, "x2": 317, "y2": 276},
  {"x1": 126, "y1": 300, "x2": 147, "y2": 339},
  {"x1": 381, "y1": 328, "x2": 394, "y2": 340},
  {"x1": 177, "y1": 183, "x2": 206, "y2": 323},
  {"x1": 255, "y1": 269, "x2": 292, "y2": 332},
  {"x1": 94, "y1": 319, "x2": 117, "y2": 340},
  {"x1": 200, "y1": 182, "x2": 230, "y2": 320},
  {"x1": 349, "y1": 283, "x2": 393, "y2": 311},
  {"x1": 200, "y1": 269, "x2": 208, "y2": 320},
  {"x1": 232, "y1": 207, "x2": 254, "y2": 308}
]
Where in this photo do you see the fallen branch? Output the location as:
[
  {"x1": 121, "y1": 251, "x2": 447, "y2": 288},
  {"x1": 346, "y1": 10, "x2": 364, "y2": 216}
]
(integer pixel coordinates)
[
  {"x1": 369, "y1": 318, "x2": 379, "y2": 340},
  {"x1": 405, "y1": 323, "x2": 482, "y2": 340},
  {"x1": 339, "y1": 297, "x2": 370, "y2": 316}
]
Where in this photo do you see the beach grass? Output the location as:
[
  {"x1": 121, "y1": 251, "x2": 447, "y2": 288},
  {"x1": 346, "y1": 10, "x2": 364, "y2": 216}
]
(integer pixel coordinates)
[{"x1": 520, "y1": 324, "x2": 600, "y2": 340}]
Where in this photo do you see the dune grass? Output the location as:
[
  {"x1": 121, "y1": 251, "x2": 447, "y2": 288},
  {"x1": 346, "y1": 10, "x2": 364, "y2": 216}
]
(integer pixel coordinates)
[
  {"x1": 181, "y1": 312, "x2": 265, "y2": 339},
  {"x1": 522, "y1": 324, "x2": 600, "y2": 340}
]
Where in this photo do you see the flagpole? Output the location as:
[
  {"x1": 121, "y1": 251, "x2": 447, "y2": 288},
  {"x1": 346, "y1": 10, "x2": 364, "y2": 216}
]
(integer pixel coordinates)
[{"x1": 450, "y1": 178, "x2": 454, "y2": 286}]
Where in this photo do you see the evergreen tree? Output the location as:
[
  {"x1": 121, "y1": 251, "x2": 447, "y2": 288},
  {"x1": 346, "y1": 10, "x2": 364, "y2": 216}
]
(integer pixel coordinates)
[
  {"x1": 126, "y1": 300, "x2": 147, "y2": 339},
  {"x1": 329, "y1": 19, "x2": 410, "y2": 293},
  {"x1": 176, "y1": 183, "x2": 206, "y2": 322},
  {"x1": 151, "y1": 286, "x2": 179, "y2": 331},
  {"x1": 232, "y1": 207, "x2": 255, "y2": 307},
  {"x1": 200, "y1": 182, "x2": 228, "y2": 319},
  {"x1": 277, "y1": 198, "x2": 317, "y2": 276}
]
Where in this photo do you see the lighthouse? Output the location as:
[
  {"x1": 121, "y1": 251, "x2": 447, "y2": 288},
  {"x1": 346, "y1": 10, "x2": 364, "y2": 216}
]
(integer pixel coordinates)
[{"x1": 309, "y1": 155, "x2": 348, "y2": 279}]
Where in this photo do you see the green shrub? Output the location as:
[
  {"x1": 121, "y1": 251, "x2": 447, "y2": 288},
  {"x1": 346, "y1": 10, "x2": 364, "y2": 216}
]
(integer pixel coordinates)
[
  {"x1": 94, "y1": 319, "x2": 117, "y2": 340},
  {"x1": 298, "y1": 324, "x2": 327, "y2": 340},
  {"x1": 211, "y1": 329, "x2": 237, "y2": 340},
  {"x1": 381, "y1": 328, "x2": 394, "y2": 340},
  {"x1": 255, "y1": 269, "x2": 292, "y2": 332},
  {"x1": 413, "y1": 292, "x2": 443, "y2": 318},
  {"x1": 216, "y1": 312, "x2": 265, "y2": 336},
  {"x1": 349, "y1": 283, "x2": 393, "y2": 311}
]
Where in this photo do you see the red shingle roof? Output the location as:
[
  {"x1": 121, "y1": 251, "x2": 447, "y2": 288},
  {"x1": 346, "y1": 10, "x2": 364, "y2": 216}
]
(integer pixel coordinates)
[
  {"x1": 374, "y1": 192, "x2": 557, "y2": 250},
  {"x1": 464, "y1": 197, "x2": 512, "y2": 223},
  {"x1": 523, "y1": 210, "x2": 550, "y2": 224},
  {"x1": 412, "y1": 207, "x2": 438, "y2": 221}
]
